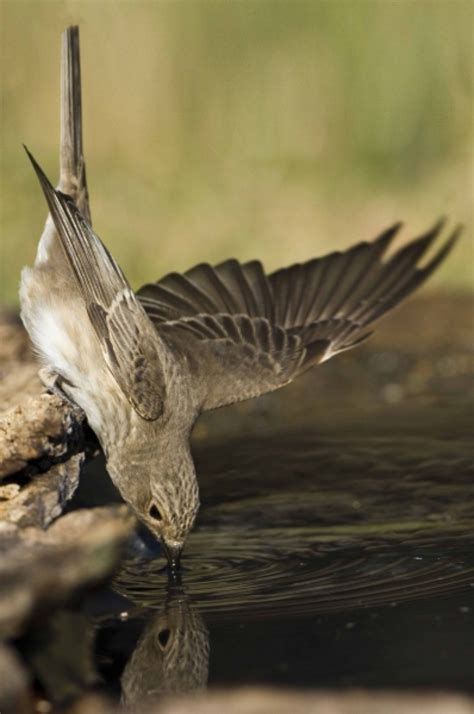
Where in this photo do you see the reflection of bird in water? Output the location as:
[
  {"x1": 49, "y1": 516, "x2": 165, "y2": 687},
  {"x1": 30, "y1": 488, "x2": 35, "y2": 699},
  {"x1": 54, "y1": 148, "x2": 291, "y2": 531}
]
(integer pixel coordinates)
[
  {"x1": 120, "y1": 577, "x2": 209, "y2": 707},
  {"x1": 21, "y1": 26, "x2": 461, "y2": 568}
]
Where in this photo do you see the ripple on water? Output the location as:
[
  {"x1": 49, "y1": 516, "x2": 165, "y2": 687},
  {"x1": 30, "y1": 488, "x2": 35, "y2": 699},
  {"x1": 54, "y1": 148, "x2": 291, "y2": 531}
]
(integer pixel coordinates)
[
  {"x1": 114, "y1": 430, "x2": 474, "y2": 622},
  {"x1": 114, "y1": 529, "x2": 474, "y2": 622}
]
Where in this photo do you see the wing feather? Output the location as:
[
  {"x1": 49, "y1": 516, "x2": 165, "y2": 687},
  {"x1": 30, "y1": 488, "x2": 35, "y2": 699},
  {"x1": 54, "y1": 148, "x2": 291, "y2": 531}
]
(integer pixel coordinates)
[
  {"x1": 27, "y1": 149, "x2": 165, "y2": 420},
  {"x1": 138, "y1": 219, "x2": 458, "y2": 411}
]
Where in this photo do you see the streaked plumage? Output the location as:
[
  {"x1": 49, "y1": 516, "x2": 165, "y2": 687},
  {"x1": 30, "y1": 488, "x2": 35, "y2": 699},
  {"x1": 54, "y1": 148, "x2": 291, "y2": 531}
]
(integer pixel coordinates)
[
  {"x1": 20, "y1": 26, "x2": 459, "y2": 567},
  {"x1": 121, "y1": 582, "x2": 209, "y2": 706},
  {"x1": 138, "y1": 219, "x2": 457, "y2": 410}
]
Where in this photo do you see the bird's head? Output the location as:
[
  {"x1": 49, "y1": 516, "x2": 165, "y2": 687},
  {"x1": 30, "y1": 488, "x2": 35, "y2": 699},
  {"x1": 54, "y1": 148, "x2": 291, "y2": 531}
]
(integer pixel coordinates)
[
  {"x1": 108, "y1": 441, "x2": 199, "y2": 569},
  {"x1": 121, "y1": 578, "x2": 209, "y2": 705}
]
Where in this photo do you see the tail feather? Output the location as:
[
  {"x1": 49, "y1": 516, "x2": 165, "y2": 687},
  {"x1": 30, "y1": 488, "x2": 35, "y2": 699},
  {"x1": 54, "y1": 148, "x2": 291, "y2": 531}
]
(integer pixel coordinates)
[{"x1": 59, "y1": 25, "x2": 90, "y2": 221}]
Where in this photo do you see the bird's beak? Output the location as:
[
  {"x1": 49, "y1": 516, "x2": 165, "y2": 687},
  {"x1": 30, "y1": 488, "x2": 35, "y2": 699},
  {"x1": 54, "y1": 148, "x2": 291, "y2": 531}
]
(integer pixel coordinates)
[{"x1": 162, "y1": 541, "x2": 182, "y2": 571}]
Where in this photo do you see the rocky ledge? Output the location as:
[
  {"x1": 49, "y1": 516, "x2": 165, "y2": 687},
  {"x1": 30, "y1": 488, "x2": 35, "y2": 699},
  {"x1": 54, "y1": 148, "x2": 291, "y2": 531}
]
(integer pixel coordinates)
[{"x1": 0, "y1": 309, "x2": 136, "y2": 712}]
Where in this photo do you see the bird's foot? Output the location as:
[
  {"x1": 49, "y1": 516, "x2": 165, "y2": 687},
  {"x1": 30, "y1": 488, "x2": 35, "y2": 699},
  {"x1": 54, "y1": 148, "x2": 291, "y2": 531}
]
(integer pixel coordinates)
[{"x1": 38, "y1": 366, "x2": 83, "y2": 416}]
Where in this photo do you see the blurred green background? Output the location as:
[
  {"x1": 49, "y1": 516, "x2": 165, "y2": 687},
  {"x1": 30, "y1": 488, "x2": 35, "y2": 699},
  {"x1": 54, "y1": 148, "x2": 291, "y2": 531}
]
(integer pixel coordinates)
[{"x1": 1, "y1": 0, "x2": 472, "y2": 305}]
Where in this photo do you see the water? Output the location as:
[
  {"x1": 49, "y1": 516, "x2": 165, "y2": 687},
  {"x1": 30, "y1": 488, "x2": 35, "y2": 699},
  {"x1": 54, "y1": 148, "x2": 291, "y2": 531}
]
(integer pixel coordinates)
[
  {"x1": 46, "y1": 420, "x2": 472, "y2": 708},
  {"x1": 114, "y1": 430, "x2": 474, "y2": 621},
  {"x1": 15, "y1": 322, "x2": 474, "y2": 708}
]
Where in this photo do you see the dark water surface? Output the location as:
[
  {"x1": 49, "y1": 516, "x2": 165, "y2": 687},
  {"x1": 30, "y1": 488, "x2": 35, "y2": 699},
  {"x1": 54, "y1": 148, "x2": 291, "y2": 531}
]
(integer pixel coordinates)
[
  {"x1": 67, "y1": 416, "x2": 474, "y2": 707},
  {"x1": 18, "y1": 306, "x2": 474, "y2": 707}
]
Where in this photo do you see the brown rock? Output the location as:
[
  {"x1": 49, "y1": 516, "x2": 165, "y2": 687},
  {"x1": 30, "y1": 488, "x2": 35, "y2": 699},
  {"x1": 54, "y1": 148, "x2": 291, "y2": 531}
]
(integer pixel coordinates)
[
  {"x1": 0, "y1": 645, "x2": 32, "y2": 714},
  {"x1": 158, "y1": 689, "x2": 474, "y2": 714},
  {"x1": 68, "y1": 688, "x2": 474, "y2": 714},
  {"x1": 0, "y1": 309, "x2": 84, "y2": 481},
  {"x1": 0, "y1": 505, "x2": 135, "y2": 639},
  {"x1": 0, "y1": 393, "x2": 82, "y2": 480},
  {"x1": 0, "y1": 453, "x2": 83, "y2": 529}
]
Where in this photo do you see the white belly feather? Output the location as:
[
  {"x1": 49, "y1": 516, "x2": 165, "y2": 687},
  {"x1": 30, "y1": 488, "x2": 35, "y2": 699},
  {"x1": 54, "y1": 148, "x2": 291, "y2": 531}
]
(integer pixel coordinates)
[{"x1": 20, "y1": 221, "x2": 117, "y2": 435}]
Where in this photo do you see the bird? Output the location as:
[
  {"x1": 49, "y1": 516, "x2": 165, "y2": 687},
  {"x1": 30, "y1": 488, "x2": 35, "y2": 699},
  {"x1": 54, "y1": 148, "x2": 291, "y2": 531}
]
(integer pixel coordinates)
[
  {"x1": 120, "y1": 579, "x2": 209, "y2": 706},
  {"x1": 20, "y1": 27, "x2": 460, "y2": 569}
]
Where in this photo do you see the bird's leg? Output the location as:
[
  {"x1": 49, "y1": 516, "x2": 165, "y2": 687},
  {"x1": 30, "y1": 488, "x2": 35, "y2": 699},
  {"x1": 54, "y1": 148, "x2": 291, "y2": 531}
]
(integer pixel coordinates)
[{"x1": 38, "y1": 366, "x2": 83, "y2": 414}]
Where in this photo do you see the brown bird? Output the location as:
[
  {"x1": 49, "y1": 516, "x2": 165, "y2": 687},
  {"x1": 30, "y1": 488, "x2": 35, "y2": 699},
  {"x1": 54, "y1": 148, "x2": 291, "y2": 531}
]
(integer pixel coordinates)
[
  {"x1": 121, "y1": 580, "x2": 209, "y2": 706},
  {"x1": 20, "y1": 27, "x2": 459, "y2": 569}
]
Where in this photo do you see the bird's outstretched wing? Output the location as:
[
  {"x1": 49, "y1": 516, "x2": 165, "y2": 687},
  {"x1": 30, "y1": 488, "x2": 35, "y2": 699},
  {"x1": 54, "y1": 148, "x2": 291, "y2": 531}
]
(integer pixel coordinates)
[
  {"x1": 26, "y1": 149, "x2": 165, "y2": 420},
  {"x1": 137, "y1": 221, "x2": 458, "y2": 411}
]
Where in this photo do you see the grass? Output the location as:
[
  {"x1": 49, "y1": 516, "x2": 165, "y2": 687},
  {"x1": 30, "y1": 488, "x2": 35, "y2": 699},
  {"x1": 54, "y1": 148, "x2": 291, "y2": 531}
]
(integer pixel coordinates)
[{"x1": 1, "y1": 0, "x2": 472, "y2": 305}]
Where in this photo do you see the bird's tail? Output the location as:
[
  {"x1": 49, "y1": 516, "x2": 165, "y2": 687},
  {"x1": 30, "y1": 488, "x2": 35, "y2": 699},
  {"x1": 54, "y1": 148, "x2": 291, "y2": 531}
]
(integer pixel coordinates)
[
  {"x1": 59, "y1": 25, "x2": 90, "y2": 222},
  {"x1": 20, "y1": 25, "x2": 91, "y2": 365}
]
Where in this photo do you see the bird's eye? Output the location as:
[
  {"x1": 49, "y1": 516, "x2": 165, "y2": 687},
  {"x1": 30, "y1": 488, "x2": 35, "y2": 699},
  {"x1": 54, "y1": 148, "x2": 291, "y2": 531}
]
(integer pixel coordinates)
[
  {"x1": 158, "y1": 628, "x2": 171, "y2": 649},
  {"x1": 148, "y1": 504, "x2": 162, "y2": 521}
]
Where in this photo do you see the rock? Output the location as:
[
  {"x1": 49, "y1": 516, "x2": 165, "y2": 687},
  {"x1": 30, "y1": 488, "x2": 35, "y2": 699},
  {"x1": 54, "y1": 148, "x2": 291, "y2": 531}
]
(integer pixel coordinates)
[
  {"x1": 67, "y1": 688, "x2": 474, "y2": 714},
  {"x1": 0, "y1": 393, "x2": 82, "y2": 480},
  {"x1": 0, "y1": 506, "x2": 135, "y2": 639},
  {"x1": 0, "y1": 309, "x2": 84, "y2": 481},
  {"x1": 20, "y1": 609, "x2": 98, "y2": 705},
  {"x1": 0, "y1": 645, "x2": 32, "y2": 714},
  {"x1": 0, "y1": 312, "x2": 124, "y2": 645},
  {"x1": 152, "y1": 689, "x2": 474, "y2": 714},
  {"x1": 67, "y1": 694, "x2": 115, "y2": 714},
  {"x1": 0, "y1": 309, "x2": 87, "y2": 538},
  {"x1": 0, "y1": 453, "x2": 83, "y2": 529}
]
